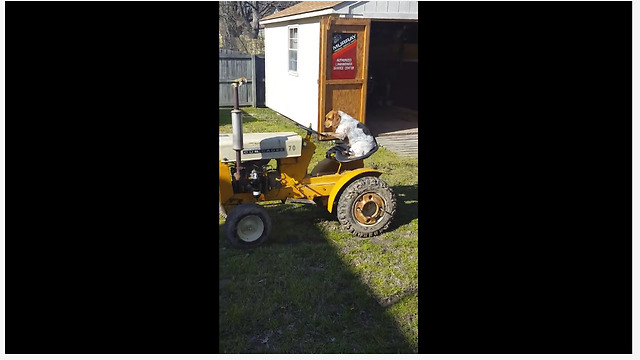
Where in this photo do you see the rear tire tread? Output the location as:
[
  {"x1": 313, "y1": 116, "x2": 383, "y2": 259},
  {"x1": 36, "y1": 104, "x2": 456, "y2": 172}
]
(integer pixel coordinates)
[{"x1": 336, "y1": 176, "x2": 396, "y2": 237}]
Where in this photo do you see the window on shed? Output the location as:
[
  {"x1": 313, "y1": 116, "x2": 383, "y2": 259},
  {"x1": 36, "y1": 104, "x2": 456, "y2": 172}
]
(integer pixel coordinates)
[{"x1": 288, "y1": 26, "x2": 298, "y2": 72}]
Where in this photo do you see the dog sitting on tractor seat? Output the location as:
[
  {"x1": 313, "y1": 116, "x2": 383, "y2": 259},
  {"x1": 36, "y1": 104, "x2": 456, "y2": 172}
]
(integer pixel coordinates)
[{"x1": 323, "y1": 110, "x2": 376, "y2": 158}]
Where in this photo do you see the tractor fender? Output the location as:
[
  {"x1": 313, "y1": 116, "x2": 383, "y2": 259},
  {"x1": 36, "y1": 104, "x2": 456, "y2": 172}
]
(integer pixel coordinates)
[{"x1": 327, "y1": 169, "x2": 383, "y2": 213}]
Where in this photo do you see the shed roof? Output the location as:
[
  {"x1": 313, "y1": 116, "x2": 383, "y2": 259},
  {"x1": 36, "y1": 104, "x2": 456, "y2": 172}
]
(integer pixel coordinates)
[{"x1": 261, "y1": 1, "x2": 344, "y2": 21}]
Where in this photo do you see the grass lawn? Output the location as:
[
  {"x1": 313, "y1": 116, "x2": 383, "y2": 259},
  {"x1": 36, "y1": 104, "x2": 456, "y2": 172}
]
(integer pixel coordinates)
[{"x1": 219, "y1": 107, "x2": 418, "y2": 353}]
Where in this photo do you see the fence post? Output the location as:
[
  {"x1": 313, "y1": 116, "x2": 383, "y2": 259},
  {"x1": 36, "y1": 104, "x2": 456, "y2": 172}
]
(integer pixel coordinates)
[{"x1": 251, "y1": 54, "x2": 257, "y2": 107}]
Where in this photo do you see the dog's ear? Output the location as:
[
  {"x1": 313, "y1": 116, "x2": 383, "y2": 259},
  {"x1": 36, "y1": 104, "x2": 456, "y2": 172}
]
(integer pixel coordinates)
[
  {"x1": 325, "y1": 110, "x2": 335, "y2": 119},
  {"x1": 328, "y1": 110, "x2": 340, "y2": 123}
]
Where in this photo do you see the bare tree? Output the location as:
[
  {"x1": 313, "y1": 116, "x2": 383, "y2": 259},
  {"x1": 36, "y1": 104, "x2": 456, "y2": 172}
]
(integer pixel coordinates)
[{"x1": 219, "y1": 1, "x2": 300, "y2": 50}]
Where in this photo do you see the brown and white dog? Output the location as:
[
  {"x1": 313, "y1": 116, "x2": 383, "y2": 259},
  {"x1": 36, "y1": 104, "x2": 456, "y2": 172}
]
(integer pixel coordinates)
[{"x1": 323, "y1": 110, "x2": 376, "y2": 157}]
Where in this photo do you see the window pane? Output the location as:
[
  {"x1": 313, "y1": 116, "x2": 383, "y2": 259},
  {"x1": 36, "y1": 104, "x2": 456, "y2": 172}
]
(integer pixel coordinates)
[{"x1": 288, "y1": 28, "x2": 298, "y2": 72}]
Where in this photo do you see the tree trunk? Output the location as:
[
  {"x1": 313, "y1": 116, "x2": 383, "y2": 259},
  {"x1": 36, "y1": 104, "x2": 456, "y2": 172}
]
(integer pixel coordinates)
[{"x1": 250, "y1": 1, "x2": 260, "y2": 39}]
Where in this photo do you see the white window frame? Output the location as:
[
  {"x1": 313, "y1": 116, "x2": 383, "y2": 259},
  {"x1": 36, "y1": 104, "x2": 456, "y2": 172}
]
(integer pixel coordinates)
[{"x1": 288, "y1": 25, "x2": 298, "y2": 75}]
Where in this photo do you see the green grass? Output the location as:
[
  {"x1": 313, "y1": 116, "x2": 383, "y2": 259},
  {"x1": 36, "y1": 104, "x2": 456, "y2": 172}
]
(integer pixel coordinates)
[{"x1": 219, "y1": 107, "x2": 418, "y2": 353}]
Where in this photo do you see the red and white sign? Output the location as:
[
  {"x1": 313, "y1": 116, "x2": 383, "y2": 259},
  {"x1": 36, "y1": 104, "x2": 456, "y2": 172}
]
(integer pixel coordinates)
[{"x1": 331, "y1": 33, "x2": 357, "y2": 79}]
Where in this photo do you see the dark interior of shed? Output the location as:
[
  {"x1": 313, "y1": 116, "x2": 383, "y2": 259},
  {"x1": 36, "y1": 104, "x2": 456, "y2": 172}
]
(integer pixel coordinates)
[{"x1": 367, "y1": 21, "x2": 418, "y2": 112}]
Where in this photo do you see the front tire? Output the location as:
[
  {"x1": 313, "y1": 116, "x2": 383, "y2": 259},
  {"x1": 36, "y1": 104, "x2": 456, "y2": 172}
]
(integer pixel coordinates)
[
  {"x1": 336, "y1": 176, "x2": 396, "y2": 237},
  {"x1": 224, "y1": 203, "x2": 272, "y2": 248}
]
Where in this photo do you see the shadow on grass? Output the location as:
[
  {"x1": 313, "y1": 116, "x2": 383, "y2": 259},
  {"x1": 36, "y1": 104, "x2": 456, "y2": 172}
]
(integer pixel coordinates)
[
  {"x1": 219, "y1": 108, "x2": 261, "y2": 127},
  {"x1": 219, "y1": 204, "x2": 416, "y2": 353},
  {"x1": 387, "y1": 184, "x2": 418, "y2": 231}
]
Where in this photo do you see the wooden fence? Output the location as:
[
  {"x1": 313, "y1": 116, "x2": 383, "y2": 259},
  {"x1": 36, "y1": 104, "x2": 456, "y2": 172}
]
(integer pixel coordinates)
[{"x1": 219, "y1": 49, "x2": 265, "y2": 107}]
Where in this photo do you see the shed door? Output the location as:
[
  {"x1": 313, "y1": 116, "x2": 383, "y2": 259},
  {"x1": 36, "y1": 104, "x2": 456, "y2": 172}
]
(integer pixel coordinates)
[{"x1": 318, "y1": 16, "x2": 371, "y2": 136}]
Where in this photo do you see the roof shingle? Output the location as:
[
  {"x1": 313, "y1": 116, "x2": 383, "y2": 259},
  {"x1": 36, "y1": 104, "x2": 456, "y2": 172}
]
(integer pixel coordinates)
[{"x1": 261, "y1": 1, "x2": 344, "y2": 21}]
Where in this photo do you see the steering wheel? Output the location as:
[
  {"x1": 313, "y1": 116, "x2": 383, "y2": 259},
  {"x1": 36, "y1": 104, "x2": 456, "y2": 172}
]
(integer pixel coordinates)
[{"x1": 293, "y1": 122, "x2": 325, "y2": 137}]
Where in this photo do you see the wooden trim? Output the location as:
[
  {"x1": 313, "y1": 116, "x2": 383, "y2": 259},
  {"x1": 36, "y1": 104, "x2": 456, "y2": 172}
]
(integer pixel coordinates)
[
  {"x1": 317, "y1": 16, "x2": 329, "y2": 132},
  {"x1": 360, "y1": 18, "x2": 371, "y2": 124},
  {"x1": 331, "y1": 17, "x2": 371, "y2": 26},
  {"x1": 325, "y1": 79, "x2": 364, "y2": 85}
]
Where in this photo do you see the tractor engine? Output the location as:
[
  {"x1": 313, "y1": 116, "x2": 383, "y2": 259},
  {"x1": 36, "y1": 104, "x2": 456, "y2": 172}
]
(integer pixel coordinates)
[
  {"x1": 228, "y1": 160, "x2": 281, "y2": 197},
  {"x1": 219, "y1": 132, "x2": 303, "y2": 197}
]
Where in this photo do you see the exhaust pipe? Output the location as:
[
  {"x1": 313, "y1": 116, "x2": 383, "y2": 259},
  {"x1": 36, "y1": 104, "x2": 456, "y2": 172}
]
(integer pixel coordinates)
[{"x1": 231, "y1": 77, "x2": 247, "y2": 181}]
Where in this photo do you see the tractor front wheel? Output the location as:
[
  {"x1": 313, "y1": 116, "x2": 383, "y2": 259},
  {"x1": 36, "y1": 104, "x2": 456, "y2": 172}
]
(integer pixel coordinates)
[
  {"x1": 224, "y1": 203, "x2": 272, "y2": 248},
  {"x1": 337, "y1": 176, "x2": 396, "y2": 237}
]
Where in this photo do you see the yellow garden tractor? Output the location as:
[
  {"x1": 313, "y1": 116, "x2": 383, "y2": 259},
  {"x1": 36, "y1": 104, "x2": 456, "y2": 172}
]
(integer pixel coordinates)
[{"x1": 219, "y1": 78, "x2": 396, "y2": 247}]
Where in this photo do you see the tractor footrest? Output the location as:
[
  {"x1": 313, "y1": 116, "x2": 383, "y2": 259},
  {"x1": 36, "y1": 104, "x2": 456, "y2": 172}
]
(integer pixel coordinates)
[{"x1": 286, "y1": 198, "x2": 317, "y2": 205}]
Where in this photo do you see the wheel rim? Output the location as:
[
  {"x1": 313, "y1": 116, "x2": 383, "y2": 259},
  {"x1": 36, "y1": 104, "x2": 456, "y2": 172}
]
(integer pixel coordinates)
[
  {"x1": 353, "y1": 192, "x2": 385, "y2": 226},
  {"x1": 237, "y1": 215, "x2": 264, "y2": 242}
]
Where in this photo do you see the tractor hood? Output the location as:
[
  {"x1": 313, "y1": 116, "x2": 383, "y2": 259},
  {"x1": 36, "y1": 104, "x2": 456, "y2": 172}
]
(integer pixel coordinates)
[{"x1": 219, "y1": 132, "x2": 303, "y2": 162}]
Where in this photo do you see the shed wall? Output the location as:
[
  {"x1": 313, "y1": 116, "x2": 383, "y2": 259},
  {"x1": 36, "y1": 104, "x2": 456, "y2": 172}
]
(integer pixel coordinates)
[
  {"x1": 338, "y1": 1, "x2": 418, "y2": 20},
  {"x1": 264, "y1": 18, "x2": 321, "y2": 130}
]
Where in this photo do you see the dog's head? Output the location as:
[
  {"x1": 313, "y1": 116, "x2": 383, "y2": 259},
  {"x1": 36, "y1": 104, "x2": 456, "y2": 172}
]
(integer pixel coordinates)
[{"x1": 324, "y1": 110, "x2": 341, "y2": 130}]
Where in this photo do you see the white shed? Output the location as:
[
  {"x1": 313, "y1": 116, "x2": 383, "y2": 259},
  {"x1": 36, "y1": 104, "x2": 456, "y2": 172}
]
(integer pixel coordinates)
[{"x1": 260, "y1": 1, "x2": 418, "y2": 134}]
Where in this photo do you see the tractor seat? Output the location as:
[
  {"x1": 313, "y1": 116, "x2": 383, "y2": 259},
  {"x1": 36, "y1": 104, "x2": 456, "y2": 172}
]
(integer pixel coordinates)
[{"x1": 326, "y1": 137, "x2": 379, "y2": 163}]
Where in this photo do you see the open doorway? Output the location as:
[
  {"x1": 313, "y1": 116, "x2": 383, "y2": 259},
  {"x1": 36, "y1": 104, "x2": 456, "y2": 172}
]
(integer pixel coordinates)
[{"x1": 366, "y1": 20, "x2": 418, "y2": 136}]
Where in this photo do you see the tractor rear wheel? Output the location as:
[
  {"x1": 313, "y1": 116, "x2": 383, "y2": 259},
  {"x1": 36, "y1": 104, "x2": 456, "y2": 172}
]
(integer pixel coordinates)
[
  {"x1": 336, "y1": 176, "x2": 396, "y2": 237},
  {"x1": 224, "y1": 203, "x2": 272, "y2": 248}
]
